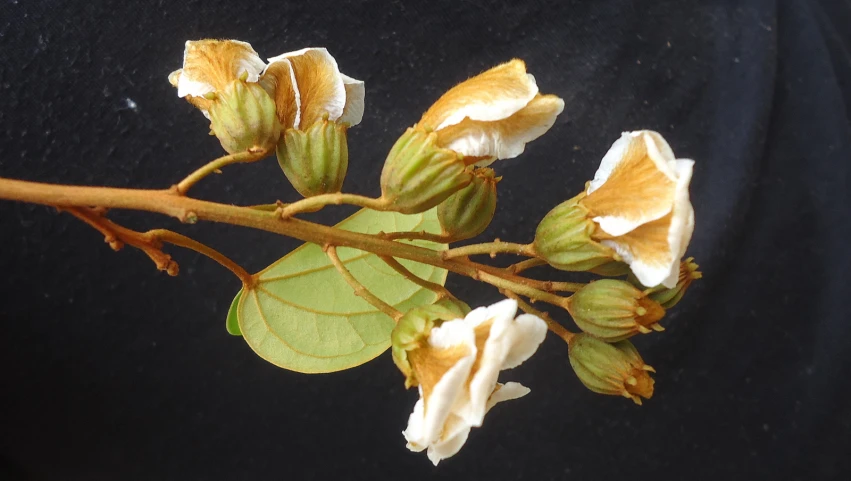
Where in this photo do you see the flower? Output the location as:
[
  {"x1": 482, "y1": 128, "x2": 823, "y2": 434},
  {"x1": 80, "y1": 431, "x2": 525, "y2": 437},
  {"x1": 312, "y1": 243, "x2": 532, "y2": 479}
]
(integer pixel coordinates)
[
  {"x1": 418, "y1": 59, "x2": 564, "y2": 167},
  {"x1": 259, "y1": 47, "x2": 364, "y2": 130},
  {"x1": 580, "y1": 130, "x2": 695, "y2": 288},
  {"x1": 168, "y1": 39, "x2": 267, "y2": 115},
  {"x1": 399, "y1": 299, "x2": 547, "y2": 465}
]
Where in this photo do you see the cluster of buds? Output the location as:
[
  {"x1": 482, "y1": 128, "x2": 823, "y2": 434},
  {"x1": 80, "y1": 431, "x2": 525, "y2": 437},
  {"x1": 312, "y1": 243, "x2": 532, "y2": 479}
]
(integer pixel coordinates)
[
  {"x1": 169, "y1": 40, "x2": 364, "y2": 197},
  {"x1": 165, "y1": 40, "x2": 702, "y2": 464}
]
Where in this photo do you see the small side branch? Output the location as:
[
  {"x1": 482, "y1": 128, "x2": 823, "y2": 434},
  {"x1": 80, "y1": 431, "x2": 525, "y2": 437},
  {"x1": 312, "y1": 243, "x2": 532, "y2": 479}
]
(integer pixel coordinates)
[
  {"x1": 501, "y1": 290, "x2": 575, "y2": 343},
  {"x1": 382, "y1": 231, "x2": 453, "y2": 244},
  {"x1": 63, "y1": 207, "x2": 254, "y2": 286},
  {"x1": 174, "y1": 149, "x2": 269, "y2": 195},
  {"x1": 475, "y1": 270, "x2": 569, "y2": 310},
  {"x1": 326, "y1": 246, "x2": 403, "y2": 321},
  {"x1": 507, "y1": 258, "x2": 547, "y2": 274},
  {"x1": 277, "y1": 193, "x2": 389, "y2": 218},
  {"x1": 442, "y1": 240, "x2": 536, "y2": 259},
  {"x1": 378, "y1": 255, "x2": 458, "y2": 302}
]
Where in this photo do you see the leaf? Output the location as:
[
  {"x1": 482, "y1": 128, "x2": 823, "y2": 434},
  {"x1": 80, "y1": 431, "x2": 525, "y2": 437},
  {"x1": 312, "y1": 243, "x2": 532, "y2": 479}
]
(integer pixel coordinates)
[
  {"x1": 226, "y1": 290, "x2": 243, "y2": 336},
  {"x1": 236, "y1": 207, "x2": 447, "y2": 373}
]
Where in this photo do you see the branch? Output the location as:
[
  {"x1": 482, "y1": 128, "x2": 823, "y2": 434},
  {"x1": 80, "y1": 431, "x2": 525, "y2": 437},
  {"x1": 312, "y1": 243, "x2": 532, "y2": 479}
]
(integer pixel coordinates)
[
  {"x1": 174, "y1": 149, "x2": 269, "y2": 195},
  {"x1": 62, "y1": 207, "x2": 254, "y2": 286},
  {"x1": 442, "y1": 239, "x2": 536, "y2": 259},
  {"x1": 378, "y1": 255, "x2": 458, "y2": 302},
  {"x1": 501, "y1": 290, "x2": 575, "y2": 343},
  {"x1": 326, "y1": 246, "x2": 402, "y2": 321}
]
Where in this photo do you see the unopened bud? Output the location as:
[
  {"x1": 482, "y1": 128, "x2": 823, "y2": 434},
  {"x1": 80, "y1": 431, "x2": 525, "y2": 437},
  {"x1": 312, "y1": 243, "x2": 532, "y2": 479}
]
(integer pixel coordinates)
[
  {"x1": 645, "y1": 257, "x2": 702, "y2": 308},
  {"x1": 568, "y1": 279, "x2": 665, "y2": 341},
  {"x1": 391, "y1": 302, "x2": 467, "y2": 387},
  {"x1": 208, "y1": 79, "x2": 280, "y2": 154},
  {"x1": 534, "y1": 192, "x2": 617, "y2": 272},
  {"x1": 380, "y1": 127, "x2": 473, "y2": 214},
  {"x1": 277, "y1": 119, "x2": 348, "y2": 197},
  {"x1": 437, "y1": 167, "x2": 498, "y2": 241},
  {"x1": 568, "y1": 334, "x2": 655, "y2": 404}
]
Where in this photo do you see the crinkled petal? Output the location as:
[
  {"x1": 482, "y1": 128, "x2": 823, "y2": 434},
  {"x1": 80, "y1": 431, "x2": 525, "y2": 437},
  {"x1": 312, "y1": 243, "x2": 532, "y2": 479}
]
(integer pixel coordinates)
[
  {"x1": 404, "y1": 319, "x2": 477, "y2": 448},
  {"x1": 421, "y1": 59, "x2": 539, "y2": 131},
  {"x1": 602, "y1": 159, "x2": 695, "y2": 288},
  {"x1": 501, "y1": 314, "x2": 548, "y2": 370},
  {"x1": 437, "y1": 94, "x2": 564, "y2": 166},
  {"x1": 583, "y1": 131, "x2": 680, "y2": 236},
  {"x1": 338, "y1": 74, "x2": 365, "y2": 126},
  {"x1": 426, "y1": 413, "x2": 472, "y2": 466},
  {"x1": 260, "y1": 59, "x2": 301, "y2": 129},
  {"x1": 177, "y1": 39, "x2": 265, "y2": 98},
  {"x1": 269, "y1": 48, "x2": 346, "y2": 127},
  {"x1": 485, "y1": 382, "x2": 530, "y2": 410},
  {"x1": 463, "y1": 300, "x2": 519, "y2": 425}
]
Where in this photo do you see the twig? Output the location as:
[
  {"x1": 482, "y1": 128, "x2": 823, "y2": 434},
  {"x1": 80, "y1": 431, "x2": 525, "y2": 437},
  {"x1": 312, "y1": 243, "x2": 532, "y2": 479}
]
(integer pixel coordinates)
[
  {"x1": 175, "y1": 149, "x2": 269, "y2": 195},
  {"x1": 501, "y1": 290, "x2": 575, "y2": 343},
  {"x1": 325, "y1": 246, "x2": 403, "y2": 321},
  {"x1": 378, "y1": 255, "x2": 458, "y2": 302},
  {"x1": 442, "y1": 239, "x2": 536, "y2": 259}
]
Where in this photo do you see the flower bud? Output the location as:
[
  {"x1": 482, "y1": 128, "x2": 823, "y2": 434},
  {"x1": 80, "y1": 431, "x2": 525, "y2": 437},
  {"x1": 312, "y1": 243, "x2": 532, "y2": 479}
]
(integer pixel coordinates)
[
  {"x1": 207, "y1": 79, "x2": 281, "y2": 154},
  {"x1": 437, "y1": 168, "x2": 499, "y2": 241},
  {"x1": 568, "y1": 334, "x2": 655, "y2": 404},
  {"x1": 380, "y1": 127, "x2": 473, "y2": 214},
  {"x1": 277, "y1": 119, "x2": 349, "y2": 197},
  {"x1": 533, "y1": 192, "x2": 618, "y2": 272},
  {"x1": 567, "y1": 280, "x2": 665, "y2": 341},
  {"x1": 391, "y1": 302, "x2": 467, "y2": 387},
  {"x1": 637, "y1": 257, "x2": 702, "y2": 308}
]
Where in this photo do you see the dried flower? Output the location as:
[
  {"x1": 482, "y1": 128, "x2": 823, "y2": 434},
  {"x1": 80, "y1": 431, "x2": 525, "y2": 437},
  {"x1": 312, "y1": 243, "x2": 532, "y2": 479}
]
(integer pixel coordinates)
[{"x1": 395, "y1": 299, "x2": 546, "y2": 464}]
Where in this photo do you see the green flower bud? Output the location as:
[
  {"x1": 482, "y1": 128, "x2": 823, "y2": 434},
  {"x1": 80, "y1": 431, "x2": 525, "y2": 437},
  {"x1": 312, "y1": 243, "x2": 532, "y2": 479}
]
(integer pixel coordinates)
[
  {"x1": 568, "y1": 334, "x2": 655, "y2": 405},
  {"x1": 277, "y1": 119, "x2": 349, "y2": 197},
  {"x1": 437, "y1": 167, "x2": 499, "y2": 241},
  {"x1": 207, "y1": 79, "x2": 281, "y2": 155},
  {"x1": 380, "y1": 127, "x2": 473, "y2": 214},
  {"x1": 391, "y1": 302, "x2": 466, "y2": 388},
  {"x1": 644, "y1": 257, "x2": 702, "y2": 308},
  {"x1": 534, "y1": 192, "x2": 618, "y2": 272},
  {"x1": 567, "y1": 279, "x2": 665, "y2": 342}
]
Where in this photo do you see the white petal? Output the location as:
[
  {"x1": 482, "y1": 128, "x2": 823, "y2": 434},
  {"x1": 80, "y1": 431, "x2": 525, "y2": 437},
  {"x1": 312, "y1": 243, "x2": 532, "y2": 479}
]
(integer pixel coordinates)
[
  {"x1": 416, "y1": 320, "x2": 477, "y2": 445},
  {"x1": 501, "y1": 314, "x2": 548, "y2": 369},
  {"x1": 268, "y1": 48, "x2": 346, "y2": 125},
  {"x1": 177, "y1": 39, "x2": 265, "y2": 98},
  {"x1": 338, "y1": 74, "x2": 365, "y2": 126},
  {"x1": 177, "y1": 75, "x2": 215, "y2": 99},
  {"x1": 587, "y1": 130, "x2": 677, "y2": 195},
  {"x1": 436, "y1": 73, "x2": 537, "y2": 130},
  {"x1": 426, "y1": 414, "x2": 472, "y2": 466},
  {"x1": 403, "y1": 398, "x2": 427, "y2": 453},
  {"x1": 485, "y1": 382, "x2": 530, "y2": 411}
]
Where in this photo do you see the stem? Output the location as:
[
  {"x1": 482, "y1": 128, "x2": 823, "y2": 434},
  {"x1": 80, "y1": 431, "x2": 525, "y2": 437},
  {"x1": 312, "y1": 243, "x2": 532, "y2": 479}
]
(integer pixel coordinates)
[
  {"x1": 0, "y1": 177, "x2": 567, "y2": 296},
  {"x1": 378, "y1": 256, "x2": 458, "y2": 302},
  {"x1": 277, "y1": 193, "x2": 389, "y2": 218},
  {"x1": 61, "y1": 207, "x2": 254, "y2": 286},
  {"x1": 175, "y1": 149, "x2": 268, "y2": 195},
  {"x1": 475, "y1": 270, "x2": 569, "y2": 310},
  {"x1": 145, "y1": 229, "x2": 255, "y2": 287},
  {"x1": 443, "y1": 240, "x2": 536, "y2": 259},
  {"x1": 383, "y1": 231, "x2": 453, "y2": 244},
  {"x1": 507, "y1": 258, "x2": 546, "y2": 274},
  {"x1": 326, "y1": 246, "x2": 402, "y2": 321},
  {"x1": 501, "y1": 290, "x2": 575, "y2": 343}
]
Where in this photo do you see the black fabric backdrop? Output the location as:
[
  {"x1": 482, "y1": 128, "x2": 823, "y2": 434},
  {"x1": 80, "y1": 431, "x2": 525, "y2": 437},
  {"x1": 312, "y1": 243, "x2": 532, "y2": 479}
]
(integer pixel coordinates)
[{"x1": 1, "y1": 0, "x2": 850, "y2": 479}]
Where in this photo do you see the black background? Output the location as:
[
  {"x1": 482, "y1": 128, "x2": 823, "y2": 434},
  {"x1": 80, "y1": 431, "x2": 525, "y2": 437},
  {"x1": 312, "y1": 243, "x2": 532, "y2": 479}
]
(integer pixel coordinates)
[{"x1": 1, "y1": 0, "x2": 850, "y2": 479}]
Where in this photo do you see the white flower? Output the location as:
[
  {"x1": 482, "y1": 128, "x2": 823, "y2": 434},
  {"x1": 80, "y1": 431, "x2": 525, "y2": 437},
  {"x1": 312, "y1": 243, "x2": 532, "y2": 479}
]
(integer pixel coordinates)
[
  {"x1": 401, "y1": 299, "x2": 547, "y2": 465},
  {"x1": 418, "y1": 59, "x2": 564, "y2": 167},
  {"x1": 581, "y1": 130, "x2": 695, "y2": 288},
  {"x1": 168, "y1": 39, "x2": 267, "y2": 114},
  {"x1": 260, "y1": 47, "x2": 365, "y2": 130}
]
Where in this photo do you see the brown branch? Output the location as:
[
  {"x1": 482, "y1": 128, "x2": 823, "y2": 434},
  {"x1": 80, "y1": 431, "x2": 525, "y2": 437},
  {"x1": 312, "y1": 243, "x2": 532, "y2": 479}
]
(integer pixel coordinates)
[
  {"x1": 326, "y1": 246, "x2": 403, "y2": 321},
  {"x1": 378, "y1": 255, "x2": 458, "y2": 302},
  {"x1": 501, "y1": 290, "x2": 575, "y2": 343}
]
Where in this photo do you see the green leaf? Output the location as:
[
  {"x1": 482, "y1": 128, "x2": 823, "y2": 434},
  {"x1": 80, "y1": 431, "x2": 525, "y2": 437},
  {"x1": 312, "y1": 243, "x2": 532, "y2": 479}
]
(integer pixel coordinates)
[
  {"x1": 237, "y1": 207, "x2": 447, "y2": 373},
  {"x1": 226, "y1": 290, "x2": 243, "y2": 336}
]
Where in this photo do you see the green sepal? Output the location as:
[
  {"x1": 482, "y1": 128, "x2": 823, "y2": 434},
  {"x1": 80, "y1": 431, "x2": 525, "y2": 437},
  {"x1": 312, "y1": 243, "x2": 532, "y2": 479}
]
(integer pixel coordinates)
[{"x1": 277, "y1": 119, "x2": 349, "y2": 197}]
